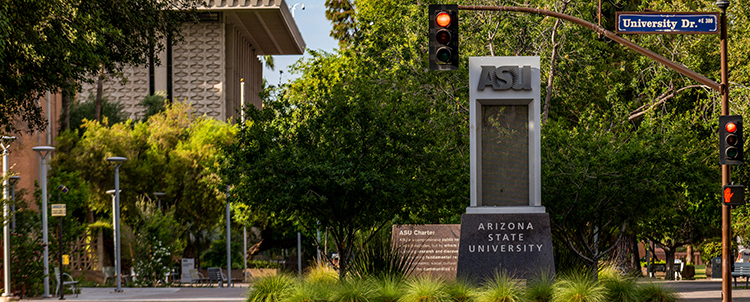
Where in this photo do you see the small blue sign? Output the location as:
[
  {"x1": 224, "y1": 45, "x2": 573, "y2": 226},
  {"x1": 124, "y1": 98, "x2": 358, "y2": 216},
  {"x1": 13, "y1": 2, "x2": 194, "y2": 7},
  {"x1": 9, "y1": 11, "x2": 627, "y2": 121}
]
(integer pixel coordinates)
[{"x1": 616, "y1": 12, "x2": 719, "y2": 34}]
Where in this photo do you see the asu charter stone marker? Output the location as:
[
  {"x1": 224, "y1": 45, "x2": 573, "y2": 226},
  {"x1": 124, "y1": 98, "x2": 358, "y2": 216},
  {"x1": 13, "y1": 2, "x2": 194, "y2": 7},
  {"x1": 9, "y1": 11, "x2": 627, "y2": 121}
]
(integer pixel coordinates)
[{"x1": 458, "y1": 56, "x2": 554, "y2": 281}]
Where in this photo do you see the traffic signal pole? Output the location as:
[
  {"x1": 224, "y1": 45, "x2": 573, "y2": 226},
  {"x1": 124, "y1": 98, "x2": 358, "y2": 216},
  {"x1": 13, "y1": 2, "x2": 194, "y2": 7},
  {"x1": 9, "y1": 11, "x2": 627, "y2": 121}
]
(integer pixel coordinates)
[
  {"x1": 718, "y1": 1, "x2": 731, "y2": 301},
  {"x1": 457, "y1": 4, "x2": 732, "y2": 300}
]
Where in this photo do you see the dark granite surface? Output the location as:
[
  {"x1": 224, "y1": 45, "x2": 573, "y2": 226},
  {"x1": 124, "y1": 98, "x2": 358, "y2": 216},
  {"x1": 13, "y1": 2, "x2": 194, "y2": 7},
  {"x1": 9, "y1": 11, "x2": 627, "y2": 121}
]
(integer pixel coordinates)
[{"x1": 456, "y1": 213, "x2": 555, "y2": 282}]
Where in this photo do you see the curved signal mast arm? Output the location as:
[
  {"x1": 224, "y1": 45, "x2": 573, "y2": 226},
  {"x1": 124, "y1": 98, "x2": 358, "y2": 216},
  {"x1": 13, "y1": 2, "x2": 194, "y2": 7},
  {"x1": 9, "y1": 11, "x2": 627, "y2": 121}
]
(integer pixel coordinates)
[{"x1": 459, "y1": 5, "x2": 721, "y2": 92}]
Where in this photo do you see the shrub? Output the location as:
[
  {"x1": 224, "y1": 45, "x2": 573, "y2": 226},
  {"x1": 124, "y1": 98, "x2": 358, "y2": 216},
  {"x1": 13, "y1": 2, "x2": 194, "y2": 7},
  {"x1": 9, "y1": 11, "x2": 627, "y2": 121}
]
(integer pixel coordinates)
[
  {"x1": 552, "y1": 271, "x2": 605, "y2": 302},
  {"x1": 372, "y1": 275, "x2": 405, "y2": 302},
  {"x1": 446, "y1": 279, "x2": 475, "y2": 302},
  {"x1": 636, "y1": 282, "x2": 678, "y2": 302},
  {"x1": 474, "y1": 271, "x2": 522, "y2": 302},
  {"x1": 350, "y1": 229, "x2": 418, "y2": 279},
  {"x1": 333, "y1": 278, "x2": 376, "y2": 302},
  {"x1": 525, "y1": 273, "x2": 555, "y2": 302},
  {"x1": 247, "y1": 274, "x2": 296, "y2": 302},
  {"x1": 282, "y1": 281, "x2": 333, "y2": 302},
  {"x1": 305, "y1": 263, "x2": 339, "y2": 286},
  {"x1": 400, "y1": 276, "x2": 451, "y2": 302},
  {"x1": 598, "y1": 265, "x2": 638, "y2": 302}
]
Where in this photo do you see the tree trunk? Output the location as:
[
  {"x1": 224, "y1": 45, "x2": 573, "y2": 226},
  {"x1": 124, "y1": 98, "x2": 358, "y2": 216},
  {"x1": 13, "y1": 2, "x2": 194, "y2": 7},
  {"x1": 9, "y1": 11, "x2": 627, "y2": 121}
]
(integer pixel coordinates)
[
  {"x1": 630, "y1": 234, "x2": 642, "y2": 274},
  {"x1": 95, "y1": 66, "x2": 104, "y2": 122},
  {"x1": 542, "y1": 0, "x2": 570, "y2": 125},
  {"x1": 664, "y1": 247, "x2": 676, "y2": 280},
  {"x1": 686, "y1": 244, "x2": 694, "y2": 264},
  {"x1": 61, "y1": 79, "x2": 72, "y2": 131}
]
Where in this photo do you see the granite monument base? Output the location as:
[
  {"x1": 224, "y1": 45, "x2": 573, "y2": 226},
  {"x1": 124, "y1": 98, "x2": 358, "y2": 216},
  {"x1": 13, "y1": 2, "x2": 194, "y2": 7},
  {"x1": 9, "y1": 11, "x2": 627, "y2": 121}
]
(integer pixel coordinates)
[{"x1": 456, "y1": 213, "x2": 555, "y2": 282}]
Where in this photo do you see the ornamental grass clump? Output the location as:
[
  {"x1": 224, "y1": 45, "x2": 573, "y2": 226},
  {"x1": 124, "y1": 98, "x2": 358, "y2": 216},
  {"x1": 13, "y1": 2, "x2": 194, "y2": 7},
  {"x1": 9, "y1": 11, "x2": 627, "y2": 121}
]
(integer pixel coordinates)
[
  {"x1": 636, "y1": 282, "x2": 678, "y2": 302},
  {"x1": 445, "y1": 279, "x2": 475, "y2": 302},
  {"x1": 400, "y1": 276, "x2": 451, "y2": 302},
  {"x1": 525, "y1": 273, "x2": 555, "y2": 302},
  {"x1": 305, "y1": 263, "x2": 339, "y2": 286},
  {"x1": 282, "y1": 281, "x2": 333, "y2": 302},
  {"x1": 247, "y1": 274, "x2": 296, "y2": 302},
  {"x1": 473, "y1": 271, "x2": 522, "y2": 302},
  {"x1": 598, "y1": 265, "x2": 638, "y2": 302},
  {"x1": 551, "y1": 271, "x2": 605, "y2": 302},
  {"x1": 373, "y1": 275, "x2": 405, "y2": 302},
  {"x1": 332, "y1": 277, "x2": 376, "y2": 302}
]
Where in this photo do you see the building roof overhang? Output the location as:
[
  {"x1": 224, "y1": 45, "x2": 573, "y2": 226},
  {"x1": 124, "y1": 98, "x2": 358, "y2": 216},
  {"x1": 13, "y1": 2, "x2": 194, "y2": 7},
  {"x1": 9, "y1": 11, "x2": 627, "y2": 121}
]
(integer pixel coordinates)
[{"x1": 200, "y1": 0, "x2": 306, "y2": 55}]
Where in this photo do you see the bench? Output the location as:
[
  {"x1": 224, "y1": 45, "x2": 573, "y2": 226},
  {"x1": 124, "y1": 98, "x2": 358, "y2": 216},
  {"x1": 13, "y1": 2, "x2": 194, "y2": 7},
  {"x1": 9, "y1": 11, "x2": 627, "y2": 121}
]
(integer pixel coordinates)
[
  {"x1": 648, "y1": 263, "x2": 666, "y2": 278},
  {"x1": 732, "y1": 263, "x2": 750, "y2": 288}
]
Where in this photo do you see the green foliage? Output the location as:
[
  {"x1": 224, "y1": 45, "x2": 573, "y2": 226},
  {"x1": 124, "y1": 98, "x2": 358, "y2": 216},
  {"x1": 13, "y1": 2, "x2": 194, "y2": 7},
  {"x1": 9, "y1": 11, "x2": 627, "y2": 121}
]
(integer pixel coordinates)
[
  {"x1": 332, "y1": 278, "x2": 376, "y2": 302},
  {"x1": 400, "y1": 277, "x2": 451, "y2": 302},
  {"x1": 247, "y1": 274, "x2": 296, "y2": 302},
  {"x1": 68, "y1": 93, "x2": 128, "y2": 131},
  {"x1": 0, "y1": 0, "x2": 200, "y2": 133},
  {"x1": 372, "y1": 276, "x2": 405, "y2": 302},
  {"x1": 131, "y1": 196, "x2": 184, "y2": 286},
  {"x1": 350, "y1": 229, "x2": 418, "y2": 280},
  {"x1": 635, "y1": 282, "x2": 678, "y2": 302},
  {"x1": 139, "y1": 91, "x2": 168, "y2": 121},
  {"x1": 9, "y1": 231, "x2": 45, "y2": 297},
  {"x1": 697, "y1": 238, "x2": 734, "y2": 265},
  {"x1": 445, "y1": 280, "x2": 475, "y2": 302},
  {"x1": 598, "y1": 266, "x2": 638, "y2": 302},
  {"x1": 305, "y1": 263, "x2": 339, "y2": 286},
  {"x1": 473, "y1": 272, "x2": 522, "y2": 302},
  {"x1": 282, "y1": 281, "x2": 334, "y2": 302},
  {"x1": 52, "y1": 102, "x2": 235, "y2": 264},
  {"x1": 525, "y1": 274, "x2": 555, "y2": 302},
  {"x1": 201, "y1": 236, "x2": 245, "y2": 270},
  {"x1": 552, "y1": 271, "x2": 605, "y2": 302}
]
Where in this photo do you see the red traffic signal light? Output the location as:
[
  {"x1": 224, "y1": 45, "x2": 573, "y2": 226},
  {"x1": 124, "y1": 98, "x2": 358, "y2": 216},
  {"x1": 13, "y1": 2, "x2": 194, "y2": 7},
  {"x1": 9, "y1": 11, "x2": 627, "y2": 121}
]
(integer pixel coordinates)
[
  {"x1": 723, "y1": 184, "x2": 745, "y2": 206},
  {"x1": 429, "y1": 5, "x2": 458, "y2": 71},
  {"x1": 719, "y1": 115, "x2": 743, "y2": 165}
]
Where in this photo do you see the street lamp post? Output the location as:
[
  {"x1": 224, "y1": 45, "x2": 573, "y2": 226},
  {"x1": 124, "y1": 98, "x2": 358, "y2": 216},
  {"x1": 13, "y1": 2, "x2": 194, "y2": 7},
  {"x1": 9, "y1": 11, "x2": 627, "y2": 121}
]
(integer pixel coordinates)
[
  {"x1": 9, "y1": 176, "x2": 19, "y2": 231},
  {"x1": 225, "y1": 186, "x2": 231, "y2": 288},
  {"x1": 1, "y1": 136, "x2": 16, "y2": 298},
  {"x1": 32, "y1": 145, "x2": 55, "y2": 298},
  {"x1": 107, "y1": 157, "x2": 127, "y2": 293},
  {"x1": 154, "y1": 192, "x2": 166, "y2": 212}
]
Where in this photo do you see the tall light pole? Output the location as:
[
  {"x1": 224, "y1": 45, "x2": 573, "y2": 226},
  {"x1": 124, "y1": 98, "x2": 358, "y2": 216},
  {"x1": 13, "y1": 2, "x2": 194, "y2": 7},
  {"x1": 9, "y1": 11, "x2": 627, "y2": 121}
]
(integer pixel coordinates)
[
  {"x1": 154, "y1": 192, "x2": 166, "y2": 212},
  {"x1": 32, "y1": 145, "x2": 55, "y2": 298},
  {"x1": 1, "y1": 136, "x2": 16, "y2": 298},
  {"x1": 107, "y1": 157, "x2": 127, "y2": 293},
  {"x1": 9, "y1": 176, "x2": 19, "y2": 231},
  {"x1": 225, "y1": 186, "x2": 231, "y2": 288}
]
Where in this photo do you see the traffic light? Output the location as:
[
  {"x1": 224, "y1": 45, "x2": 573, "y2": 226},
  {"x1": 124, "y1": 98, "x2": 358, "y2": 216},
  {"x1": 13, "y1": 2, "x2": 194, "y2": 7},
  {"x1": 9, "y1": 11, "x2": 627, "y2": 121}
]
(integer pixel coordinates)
[
  {"x1": 719, "y1": 115, "x2": 744, "y2": 165},
  {"x1": 429, "y1": 4, "x2": 458, "y2": 70},
  {"x1": 723, "y1": 184, "x2": 745, "y2": 206}
]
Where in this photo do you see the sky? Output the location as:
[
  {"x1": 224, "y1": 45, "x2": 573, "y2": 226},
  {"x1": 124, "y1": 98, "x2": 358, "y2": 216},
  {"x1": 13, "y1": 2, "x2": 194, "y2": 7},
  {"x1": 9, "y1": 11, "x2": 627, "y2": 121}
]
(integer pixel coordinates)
[{"x1": 263, "y1": 0, "x2": 339, "y2": 87}]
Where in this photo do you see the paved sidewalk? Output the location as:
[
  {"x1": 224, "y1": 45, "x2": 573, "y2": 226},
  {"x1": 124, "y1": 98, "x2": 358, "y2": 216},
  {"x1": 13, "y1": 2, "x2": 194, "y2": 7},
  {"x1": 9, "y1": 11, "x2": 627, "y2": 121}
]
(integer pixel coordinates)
[
  {"x1": 17, "y1": 279, "x2": 750, "y2": 301},
  {"x1": 23, "y1": 286, "x2": 249, "y2": 302},
  {"x1": 655, "y1": 279, "x2": 750, "y2": 301}
]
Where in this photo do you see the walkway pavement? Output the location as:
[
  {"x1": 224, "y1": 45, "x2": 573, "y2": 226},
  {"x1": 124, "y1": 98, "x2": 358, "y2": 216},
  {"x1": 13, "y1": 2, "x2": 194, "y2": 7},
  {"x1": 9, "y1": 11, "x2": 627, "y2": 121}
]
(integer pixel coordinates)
[
  {"x1": 22, "y1": 286, "x2": 249, "y2": 302},
  {"x1": 15, "y1": 279, "x2": 750, "y2": 301},
  {"x1": 656, "y1": 279, "x2": 750, "y2": 301}
]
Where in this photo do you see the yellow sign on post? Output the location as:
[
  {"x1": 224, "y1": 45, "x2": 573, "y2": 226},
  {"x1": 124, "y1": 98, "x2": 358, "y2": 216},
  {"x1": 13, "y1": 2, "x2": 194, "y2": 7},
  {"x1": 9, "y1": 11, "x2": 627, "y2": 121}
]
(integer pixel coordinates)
[
  {"x1": 51, "y1": 204, "x2": 66, "y2": 217},
  {"x1": 63, "y1": 255, "x2": 69, "y2": 265}
]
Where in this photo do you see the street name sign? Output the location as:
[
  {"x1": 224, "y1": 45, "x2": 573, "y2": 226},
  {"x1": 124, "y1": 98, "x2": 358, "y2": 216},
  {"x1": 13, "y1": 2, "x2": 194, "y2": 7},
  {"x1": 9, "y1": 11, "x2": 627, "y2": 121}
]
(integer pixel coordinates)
[
  {"x1": 51, "y1": 204, "x2": 66, "y2": 217},
  {"x1": 616, "y1": 12, "x2": 719, "y2": 34}
]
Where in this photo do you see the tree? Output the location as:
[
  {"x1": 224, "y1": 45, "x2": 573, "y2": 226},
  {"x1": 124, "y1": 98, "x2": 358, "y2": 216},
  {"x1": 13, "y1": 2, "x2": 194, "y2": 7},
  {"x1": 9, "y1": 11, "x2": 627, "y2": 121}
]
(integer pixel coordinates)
[
  {"x1": 0, "y1": 0, "x2": 199, "y2": 133},
  {"x1": 223, "y1": 48, "x2": 469, "y2": 278},
  {"x1": 51, "y1": 102, "x2": 235, "y2": 262}
]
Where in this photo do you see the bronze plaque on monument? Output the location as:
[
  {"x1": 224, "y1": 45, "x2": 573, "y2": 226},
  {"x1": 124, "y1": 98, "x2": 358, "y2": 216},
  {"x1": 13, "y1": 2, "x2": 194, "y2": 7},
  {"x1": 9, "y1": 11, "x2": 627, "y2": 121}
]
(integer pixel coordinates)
[{"x1": 392, "y1": 224, "x2": 461, "y2": 278}]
